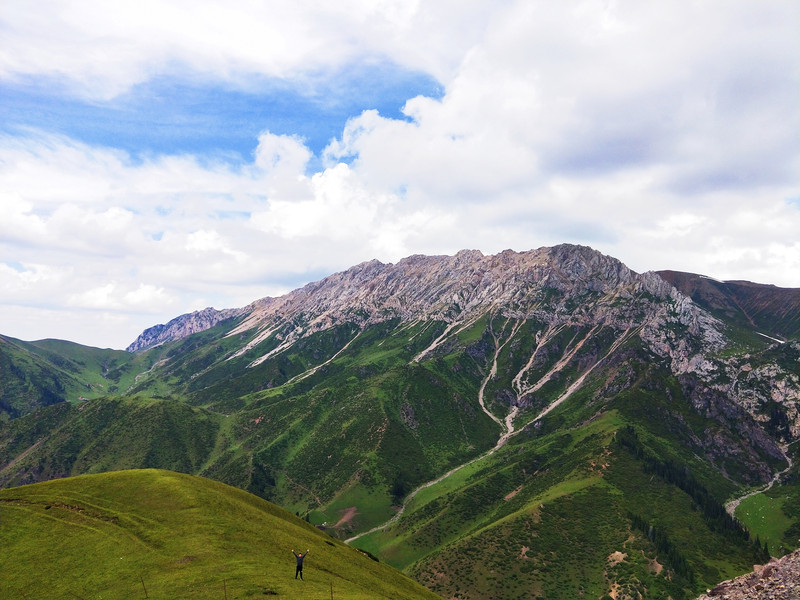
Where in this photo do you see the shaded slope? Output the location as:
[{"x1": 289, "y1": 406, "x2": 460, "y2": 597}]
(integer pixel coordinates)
[
  {"x1": 658, "y1": 270, "x2": 800, "y2": 341},
  {"x1": 0, "y1": 397, "x2": 221, "y2": 488},
  {"x1": 0, "y1": 469, "x2": 441, "y2": 600},
  {"x1": 0, "y1": 334, "x2": 150, "y2": 420}
]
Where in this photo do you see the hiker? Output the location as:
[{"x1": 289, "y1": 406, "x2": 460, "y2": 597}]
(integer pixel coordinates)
[{"x1": 292, "y1": 549, "x2": 309, "y2": 580}]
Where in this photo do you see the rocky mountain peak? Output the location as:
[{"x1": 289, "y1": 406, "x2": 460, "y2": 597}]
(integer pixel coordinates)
[
  {"x1": 221, "y1": 244, "x2": 726, "y2": 375},
  {"x1": 126, "y1": 306, "x2": 244, "y2": 353},
  {"x1": 126, "y1": 245, "x2": 724, "y2": 383}
]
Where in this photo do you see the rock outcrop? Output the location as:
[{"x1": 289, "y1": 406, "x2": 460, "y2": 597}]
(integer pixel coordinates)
[
  {"x1": 696, "y1": 550, "x2": 800, "y2": 600},
  {"x1": 126, "y1": 306, "x2": 244, "y2": 352}
]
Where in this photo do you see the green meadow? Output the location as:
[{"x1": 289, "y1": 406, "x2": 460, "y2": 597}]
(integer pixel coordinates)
[{"x1": 0, "y1": 469, "x2": 440, "y2": 600}]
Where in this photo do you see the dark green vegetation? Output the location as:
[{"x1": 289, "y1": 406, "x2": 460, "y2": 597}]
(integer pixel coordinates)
[
  {"x1": 0, "y1": 469, "x2": 440, "y2": 600},
  {"x1": 0, "y1": 334, "x2": 145, "y2": 421},
  {"x1": 2, "y1": 249, "x2": 799, "y2": 599}
]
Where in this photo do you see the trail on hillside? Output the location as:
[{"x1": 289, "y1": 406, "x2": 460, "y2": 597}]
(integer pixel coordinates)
[
  {"x1": 346, "y1": 318, "x2": 633, "y2": 544},
  {"x1": 725, "y1": 444, "x2": 795, "y2": 517},
  {"x1": 346, "y1": 316, "x2": 521, "y2": 543},
  {"x1": 285, "y1": 330, "x2": 362, "y2": 385}
]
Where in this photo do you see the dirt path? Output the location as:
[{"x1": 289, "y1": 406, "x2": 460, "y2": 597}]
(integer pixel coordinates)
[
  {"x1": 725, "y1": 444, "x2": 794, "y2": 517},
  {"x1": 345, "y1": 321, "x2": 634, "y2": 545},
  {"x1": 346, "y1": 318, "x2": 522, "y2": 543}
]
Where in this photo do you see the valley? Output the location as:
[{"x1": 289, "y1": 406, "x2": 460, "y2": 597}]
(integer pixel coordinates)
[{"x1": 1, "y1": 244, "x2": 799, "y2": 599}]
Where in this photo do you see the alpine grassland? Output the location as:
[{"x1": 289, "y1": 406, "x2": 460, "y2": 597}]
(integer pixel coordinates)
[
  {"x1": 0, "y1": 469, "x2": 440, "y2": 600},
  {"x1": 2, "y1": 248, "x2": 799, "y2": 599},
  {"x1": 734, "y1": 440, "x2": 800, "y2": 556},
  {"x1": 0, "y1": 334, "x2": 145, "y2": 420}
]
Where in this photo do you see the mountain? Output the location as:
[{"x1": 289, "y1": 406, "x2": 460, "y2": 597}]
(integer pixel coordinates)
[
  {"x1": 0, "y1": 469, "x2": 439, "y2": 600},
  {"x1": 658, "y1": 270, "x2": 800, "y2": 342},
  {"x1": 126, "y1": 306, "x2": 245, "y2": 352},
  {"x1": 0, "y1": 335, "x2": 141, "y2": 421},
  {"x1": 1, "y1": 244, "x2": 798, "y2": 599}
]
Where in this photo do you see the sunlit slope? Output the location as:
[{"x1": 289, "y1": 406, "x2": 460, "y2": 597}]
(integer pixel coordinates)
[
  {"x1": 351, "y1": 369, "x2": 778, "y2": 600},
  {"x1": 0, "y1": 469, "x2": 441, "y2": 600}
]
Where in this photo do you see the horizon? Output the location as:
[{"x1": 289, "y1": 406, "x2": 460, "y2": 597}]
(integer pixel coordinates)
[
  {"x1": 1, "y1": 1, "x2": 798, "y2": 349},
  {"x1": 6, "y1": 243, "x2": 795, "y2": 352}
]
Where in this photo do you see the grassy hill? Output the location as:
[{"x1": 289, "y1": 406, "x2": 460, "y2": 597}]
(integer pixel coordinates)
[
  {"x1": 1, "y1": 317, "x2": 795, "y2": 599},
  {"x1": 2, "y1": 248, "x2": 798, "y2": 599},
  {"x1": 0, "y1": 334, "x2": 150, "y2": 421},
  {"x1": 0, "y1": 469, "x2": 441, "y2": 600}
]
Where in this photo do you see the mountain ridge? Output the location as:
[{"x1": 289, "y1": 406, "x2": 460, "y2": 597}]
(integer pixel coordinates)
[
  {"x1": 2, "y1": 242, "x2": 799, "y2": 599},
  {"x1": 658, "y1": 269, "x2": 800, "y2": 341},
  {"x1": 127, "y1": 245, "x2": 799, "y2": 358},
  {"x1": 126, "y1": 306, "x2": 245, "y2": 352}
]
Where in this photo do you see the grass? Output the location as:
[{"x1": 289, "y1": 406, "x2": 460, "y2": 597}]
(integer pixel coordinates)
[
  {"x1": 736, "y1": 490, "x2": 797, "y2": 556},
  {"x1": 310, "y1": 480, "x2": 395, "y2": 535},
  {"x1": 0, "y1": 469, "x2": 440, "y2": 600},
  {"x1": 3, "y1": 295, "x2": 797, "y2": 600}
]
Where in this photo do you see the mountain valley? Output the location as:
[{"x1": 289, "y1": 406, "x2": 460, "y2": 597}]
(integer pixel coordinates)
[{"x1": 2, "y1": 244, "x2": 799, "y2": 599}]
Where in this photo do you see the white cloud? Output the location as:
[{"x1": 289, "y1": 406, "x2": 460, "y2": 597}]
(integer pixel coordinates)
[
  {"x1": 0, "y1": 0, "x2": 798, "y2": 349},
  {"x1": 68, "y1": 283, "x2": 120, "y2": 310},
  {"x1": 0, "y1": 0, "x2": 491, "y2": 99},
  {"x1": 123, "y1": 284, "x2": 175, "y2": 309}
]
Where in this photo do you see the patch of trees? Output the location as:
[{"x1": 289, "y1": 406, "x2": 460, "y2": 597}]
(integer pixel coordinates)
[
  {"x1": 618, "y1": 425, "x2": 770, "y2": 562},
  {"x1": 628, "y1": 511, "x2": 693, "y2": 582}
]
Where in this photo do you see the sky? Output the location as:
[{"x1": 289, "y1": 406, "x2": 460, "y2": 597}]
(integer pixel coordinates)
[{"x1": 1, "y1": 0, "x2": 799, "y2": 350}]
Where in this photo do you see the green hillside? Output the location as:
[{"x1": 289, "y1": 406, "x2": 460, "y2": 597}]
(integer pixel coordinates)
[
  {"x1": 2, "y1": 248, "x2": 798, "y2": 599},
  {"x1": 1, "y1": 314, "x2": 795, "y2": 599},
  {"x1": 0, "y1": 469, "x2": 441, "y2": 600},
  {"x1": 352, "y1": 387, "x2": 774, "y2": 599},
  {"x1": 0, "y1": 334, "x2": 149, "y2": 421},
  {"x1": 0, "y1": 396, "x2": 222, "y2": 488}
]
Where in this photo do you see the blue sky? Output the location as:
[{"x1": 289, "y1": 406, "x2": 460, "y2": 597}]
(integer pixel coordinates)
[
  {"x1": 2, "y1": 63, "x2": 443, "y2": 164},
  {"x1": 1, "y1": 0, "x2": 798, "y2": 349}
]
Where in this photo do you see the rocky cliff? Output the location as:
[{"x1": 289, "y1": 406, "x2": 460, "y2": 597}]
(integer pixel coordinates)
[
  {"x1": 696, "y1": 550, "x2": 800, "y2": 600},
  {"x1": 126, "y1": 306, "x2": 244, "y2": 352}
]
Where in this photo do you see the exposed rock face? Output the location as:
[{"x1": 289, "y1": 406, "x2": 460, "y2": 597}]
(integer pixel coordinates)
[
  {"x1": 128, "y1": 244, "x2": 691, "y2": 355},
  {"x1": 125, "y1": 244, "x2": 799, "y2": 445},
  {"x1": 227, "y1": 244, "x2": 721, "y2": 370},
  {"x1": 713, "y1": 342, "x2": 800, "y2": 442},
  {"x1": 660, "y1": 270, "x2": 800, "y2": 341},
  {"x1": 126, "y1": 307, "x2": 244, "y2": 352},
  {"x1": 696, "y1": 550, "x2": 800, "y2": 600}
]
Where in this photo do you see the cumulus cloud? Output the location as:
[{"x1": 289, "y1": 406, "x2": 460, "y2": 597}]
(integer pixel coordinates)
[
  {"x1": 0, "y1": 0, "x2": 489, "y2": 99},
  {"x1": 0, "y1": 0, "x2": 798, "y2": 348}
]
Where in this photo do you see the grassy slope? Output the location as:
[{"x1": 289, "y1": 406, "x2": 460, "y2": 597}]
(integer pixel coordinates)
[
  {"x1": 2, "y1": 296, "x2": 797, "y2": 600},
  {"x1": 356, "y1": 406, "x2": 768, "y2": 599},
  {"x1": 0, "y1": 469, "x2": 441, "y2": 600},
  {"x1": 351, "y1": 329, "x2": 780, "y2": 600},
  {"x1": 0, "y1": 397, "x2": 222, "y2": 488},
  {"x1": 146, "y1": 319, "x2": 501, "y2": 529},
  {"x1": 0, "y1": 335, "x2": 159, "y2": 421}
]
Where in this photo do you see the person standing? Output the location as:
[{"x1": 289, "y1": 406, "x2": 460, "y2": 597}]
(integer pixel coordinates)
[{"x1": 292, "y1": 549, "x2": 309, "y2": 580}]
